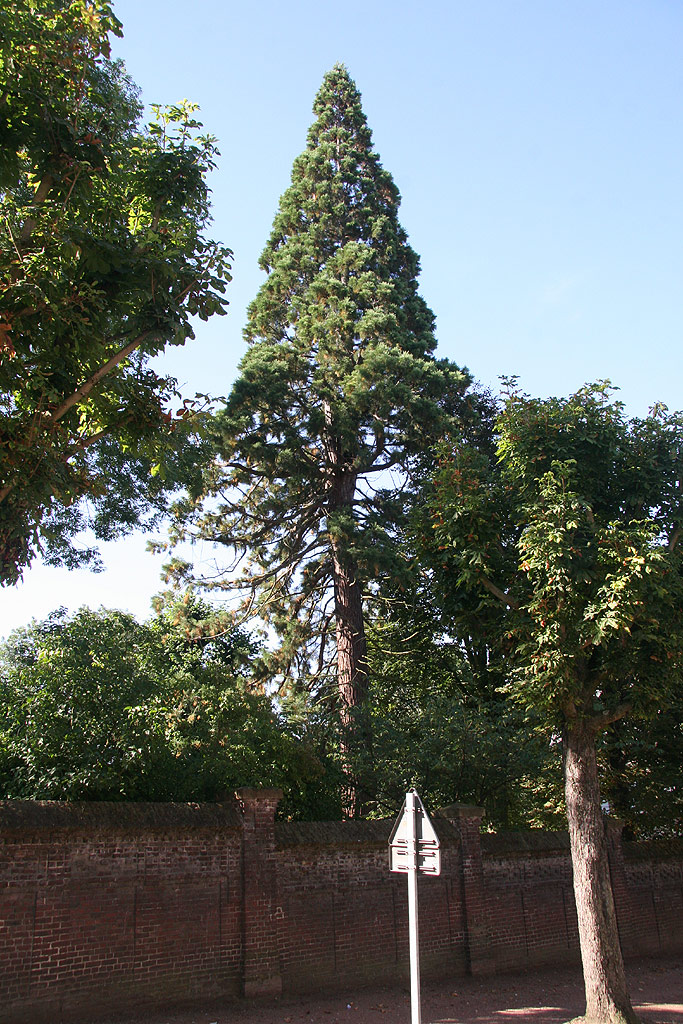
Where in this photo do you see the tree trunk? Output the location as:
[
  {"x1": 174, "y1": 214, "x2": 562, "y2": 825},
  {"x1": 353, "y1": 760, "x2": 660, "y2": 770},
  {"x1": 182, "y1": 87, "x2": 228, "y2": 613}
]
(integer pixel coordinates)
[
  {"x1": 563, "y1": 719, "x2": 639, "y2": 1024},
  {"x1": 326, "y1": 460, "x2": 372, "y2": 817},
  {"x1": 330, "y1": 538, "x2": 372, "y2": 817}
]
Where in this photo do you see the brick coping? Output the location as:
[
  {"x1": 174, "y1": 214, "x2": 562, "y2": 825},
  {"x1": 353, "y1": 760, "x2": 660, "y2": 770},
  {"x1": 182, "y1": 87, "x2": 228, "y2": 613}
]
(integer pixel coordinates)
[{"x1": 0, "y1": 799, "x2": 242, "y2": 831}]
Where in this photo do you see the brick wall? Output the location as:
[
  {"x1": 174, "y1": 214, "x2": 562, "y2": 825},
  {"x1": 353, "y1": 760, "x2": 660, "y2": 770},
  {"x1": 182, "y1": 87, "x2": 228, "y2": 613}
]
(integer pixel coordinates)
[
  {"x1": 1, "y1": 794, "x2": 681, "y2": 1023},
  {"x1": 275, "y1": 818, "x2": 467, "y2": 992},
  {"x1": 0, "y1": 801, "x2": 244, "y2": 1023},
  {"x1": 481, "y1": 830, "x2": 578, "y2": 971},
  {"x1": 621, "y1": 839, "x2": 683, "y2": 957}
]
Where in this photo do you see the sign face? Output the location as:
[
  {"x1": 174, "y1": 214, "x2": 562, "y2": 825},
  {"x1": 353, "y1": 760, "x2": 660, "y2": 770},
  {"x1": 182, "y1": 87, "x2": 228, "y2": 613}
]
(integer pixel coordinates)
[{"x1": 389, "y1": 791, "x2": 441, "y2": 876}]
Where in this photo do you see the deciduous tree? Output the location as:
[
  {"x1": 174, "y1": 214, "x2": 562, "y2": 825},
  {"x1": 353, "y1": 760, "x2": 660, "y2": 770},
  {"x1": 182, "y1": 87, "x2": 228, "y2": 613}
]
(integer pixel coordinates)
[
  {"x1": 0, "y1": 0, "x2": 231, "y2": 583},
  {"x1": 0, "y1": 601, "x2": 318, "y2": 803},
  {"x1": 428, "y1": 381, "x2": 683, "y2": 1024}
]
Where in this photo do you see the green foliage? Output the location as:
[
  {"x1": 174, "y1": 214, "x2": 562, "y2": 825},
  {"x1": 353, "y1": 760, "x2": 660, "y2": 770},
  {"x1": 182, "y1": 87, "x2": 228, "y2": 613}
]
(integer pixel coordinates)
[
  {"x1": 0, "y1": 603, "x2": 319, "y2": 803},
  {"x1": 272, "y1": 688, "x2": 348, "y2": 821},
  {"x1": 501, "y1": 383, "x2": 683, "y2": 728},
  {"x1": 363, "y1": 614, "x2": 564, "y2": 827},
  {"x1": 0, "y1": 1, "x2": 232, "y2": 584},
  {"x1": 600, "y1": 704, "x2": 683, "y2": 838},
  {"x1": 426, "y1": 381, "x2": 683, "y2": 836},
  {"x1": 166, "y1": 64, "x2": 468, "y2": 697}
]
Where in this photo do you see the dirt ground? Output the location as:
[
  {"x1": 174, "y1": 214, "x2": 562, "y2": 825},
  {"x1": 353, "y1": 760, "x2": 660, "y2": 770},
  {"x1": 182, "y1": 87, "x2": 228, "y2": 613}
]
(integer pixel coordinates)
[{"x1": 94, "y1": 957, "x2": 682, "y2": 1024}]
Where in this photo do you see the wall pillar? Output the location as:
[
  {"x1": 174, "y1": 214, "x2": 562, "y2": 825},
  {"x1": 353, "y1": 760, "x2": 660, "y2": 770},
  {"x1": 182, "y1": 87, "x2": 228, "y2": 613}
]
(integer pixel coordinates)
[
  {"x1": 236, "y1": 787, "x2": 283, "y2": 998},
  {"x1": 440, "y1": 803, "x2": 493, "y2": 975}
]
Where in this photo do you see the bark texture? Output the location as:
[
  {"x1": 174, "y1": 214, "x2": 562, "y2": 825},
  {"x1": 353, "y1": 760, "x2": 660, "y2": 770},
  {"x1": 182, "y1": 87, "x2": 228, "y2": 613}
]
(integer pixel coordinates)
[
  {"x1": 329, "y1": 468, "x2": 372, "y2": 817},
  {"x1": 330, "y1": 538, "x2": 371, "y2": 817},
  {"x1": 563, "y1": 720, "x2": 640, "y2": 1024}
]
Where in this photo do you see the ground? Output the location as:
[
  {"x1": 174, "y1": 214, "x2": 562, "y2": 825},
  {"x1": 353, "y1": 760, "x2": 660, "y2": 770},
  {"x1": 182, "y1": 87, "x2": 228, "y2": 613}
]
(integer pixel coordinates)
[{"x1": 92, "y1": 957, "x2": 681, "y2": 1024}]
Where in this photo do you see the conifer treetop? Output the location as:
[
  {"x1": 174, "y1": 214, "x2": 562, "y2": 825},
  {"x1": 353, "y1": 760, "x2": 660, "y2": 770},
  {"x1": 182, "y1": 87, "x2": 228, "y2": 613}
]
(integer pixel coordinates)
[{"x1": 247, "y1": 63, "x2": 438, "y2": 367}]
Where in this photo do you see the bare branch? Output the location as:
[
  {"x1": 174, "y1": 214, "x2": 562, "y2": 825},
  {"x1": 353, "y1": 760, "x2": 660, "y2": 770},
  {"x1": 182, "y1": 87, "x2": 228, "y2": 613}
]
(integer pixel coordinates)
[
  {"x1": 316, "y1": 613, "x2": 334, "y2": 676},
  {"x1": 589, "y1": 702, "x2": 632, "y2": 732},
  {"x1": 49, "y1": 330, "x2": 156, "y2": 423},
  {"x1": 479, "y1": 573, "x2": 520, "y2": 610},
  {"x1": 19, "y1": 174, "x2": 55, "y2": 243},
  {"x1": 71, "y1": 428, "x2": 110, "y2": 452}
]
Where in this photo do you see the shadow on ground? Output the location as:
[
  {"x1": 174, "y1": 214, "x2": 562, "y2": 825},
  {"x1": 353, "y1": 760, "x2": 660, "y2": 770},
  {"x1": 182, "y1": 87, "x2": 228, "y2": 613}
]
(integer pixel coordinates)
[{"x1": 97, "y1": 956, "x2": 682, "y2": 1024}]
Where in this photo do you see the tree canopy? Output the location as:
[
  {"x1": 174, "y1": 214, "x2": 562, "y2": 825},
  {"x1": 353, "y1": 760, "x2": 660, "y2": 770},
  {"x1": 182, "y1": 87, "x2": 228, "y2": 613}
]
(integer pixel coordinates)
[
  {"x1": 0, "y1": 602, "x2": 319, "y2": 804},
  {"x1": 429, "y1": 382, "x2": 683, "y2": 732},
  {"x1": 0, "y1": 0, "x2": 231, "y2": 584}
]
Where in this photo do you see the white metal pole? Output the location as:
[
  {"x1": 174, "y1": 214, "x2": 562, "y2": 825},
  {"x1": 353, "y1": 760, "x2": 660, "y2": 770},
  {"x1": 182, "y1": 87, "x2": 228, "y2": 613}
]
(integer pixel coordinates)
[{"x1": 406, "y1": 789, "x2": 421, "y2": 1024}]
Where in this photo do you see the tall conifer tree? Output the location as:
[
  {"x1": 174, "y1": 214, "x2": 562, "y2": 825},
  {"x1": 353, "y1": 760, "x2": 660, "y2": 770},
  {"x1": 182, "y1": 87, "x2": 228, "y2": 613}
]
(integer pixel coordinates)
[{"x1": 172, "y1": 65, "x2": 468, "y2": 814}]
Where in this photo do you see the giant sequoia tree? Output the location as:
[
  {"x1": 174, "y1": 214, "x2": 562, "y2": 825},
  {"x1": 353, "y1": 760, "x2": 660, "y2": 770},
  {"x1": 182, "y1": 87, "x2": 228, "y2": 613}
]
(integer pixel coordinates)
[
  {"x1": 169, "y1": 65, "x2": 467, "y2": 812},
  {"x1": 0, "y1": 1, "x2": 231, "y2": 583},
  {"x1": 428, "y1": 382, "x2": 683, "y2": 1024}
]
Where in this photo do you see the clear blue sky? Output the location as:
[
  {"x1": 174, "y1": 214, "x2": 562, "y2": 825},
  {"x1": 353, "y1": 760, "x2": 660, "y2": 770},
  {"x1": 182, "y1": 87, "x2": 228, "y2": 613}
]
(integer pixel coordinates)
[{"x1": 2, "y1": 0, "x2": 682, "y2": 634}]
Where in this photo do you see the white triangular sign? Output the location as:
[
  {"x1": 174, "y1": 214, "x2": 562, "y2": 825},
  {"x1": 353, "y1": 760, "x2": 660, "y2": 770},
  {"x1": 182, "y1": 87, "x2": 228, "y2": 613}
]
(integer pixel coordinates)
[{"x1": 388, "y1": 789, "x2": 440, "y2": 876}]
